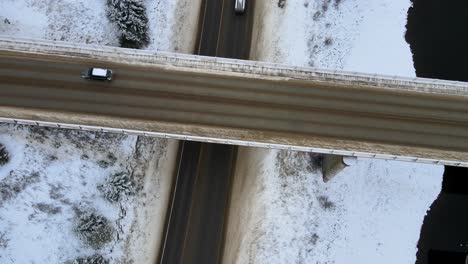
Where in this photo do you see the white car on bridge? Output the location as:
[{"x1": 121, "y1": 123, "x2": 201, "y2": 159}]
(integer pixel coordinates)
[{"x1": 81, "y1": 67, "x2": 113, "y2": 81}]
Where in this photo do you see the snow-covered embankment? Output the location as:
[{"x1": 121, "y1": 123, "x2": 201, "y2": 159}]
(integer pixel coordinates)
[{"x1": 224, "y1": 0, "x2": 444, "y2": 263}]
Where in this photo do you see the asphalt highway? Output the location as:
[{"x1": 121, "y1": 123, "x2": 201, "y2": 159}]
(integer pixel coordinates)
[
  {"x1": 158, "y1": 0, "x2": 254, "y2": 263},
  {"x1": 196, "y1": 0, "x2": 254, "y2": 57},
  {"x1": 159, "y1": 142, "x2": 237, "y2": 264}
]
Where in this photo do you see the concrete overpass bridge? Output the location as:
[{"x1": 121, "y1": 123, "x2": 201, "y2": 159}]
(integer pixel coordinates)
[{"x1": 1, "y1": 36, "x2": 468, "y2": 166}]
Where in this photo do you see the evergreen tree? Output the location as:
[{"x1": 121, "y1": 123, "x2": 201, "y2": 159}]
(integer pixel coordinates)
[
  {"x1": 0, "y1": 144, "x2": 9, "y2": 166},
  {"x1": 106, "y1": 0, "x2": 149, "y2": 49}
]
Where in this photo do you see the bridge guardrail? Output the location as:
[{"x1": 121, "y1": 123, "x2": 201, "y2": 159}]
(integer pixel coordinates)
[
  {"x1": 0, "y1": 116, "x2": 464, "y2": 167},
  {"x1": 1, "y1": 35, "x2": 468, "y2": 97}
]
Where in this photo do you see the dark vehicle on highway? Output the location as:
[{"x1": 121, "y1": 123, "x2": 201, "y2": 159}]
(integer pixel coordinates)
[
  {"x1": 81, "y1": 68, "x2": 113, "y2": 81},
  {"x1": 234, "y1": 0, "x2": 246, "y2": 14}
]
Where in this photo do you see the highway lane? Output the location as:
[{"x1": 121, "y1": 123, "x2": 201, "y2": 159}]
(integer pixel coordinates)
[
  {"x1": 158, "y1": 0, "x2": 254, "y2": 263},
  {"x1": 159, "y1": 142, "x2": 237, "y2": 264},
  {"x1": 215, "y1": 0, "x2": 254, "y2": 58},
  {"x1": 2, "y1": 56, "x2": 468, "y2": 154},
  {"x1": 180, "y1": 144, "x2": 236, "y2": 263},
  {"x1": 158, "y1": 141, "x2": 202, "y2": 264},
  {"x1": 196, "y1": 0, "x2": 223, "y2": 56},
  {"x1": 196, "y1": 0, "x2": 254, "y2": 57}
]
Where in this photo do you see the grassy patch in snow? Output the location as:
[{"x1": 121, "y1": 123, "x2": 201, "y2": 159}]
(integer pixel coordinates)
[
  {"x1": 98, "y1": 172, "x2": 137, "y2": 203},
  {"x1": 74, "y1": 211, "x2": 114, "y2": 250},
  {"x1": 68, "y1": 254, "x2": 109, "y2": 264}
]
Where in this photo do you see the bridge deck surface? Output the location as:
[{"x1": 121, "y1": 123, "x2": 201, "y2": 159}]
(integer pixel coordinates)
[{"x1": 1, "y1": 45, "x2": 468, "y2": 164}]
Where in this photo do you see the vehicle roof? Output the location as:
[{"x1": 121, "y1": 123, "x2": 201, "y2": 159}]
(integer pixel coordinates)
[{"x1": 91, "y1": 68, "x2": 108, "y2": 77}]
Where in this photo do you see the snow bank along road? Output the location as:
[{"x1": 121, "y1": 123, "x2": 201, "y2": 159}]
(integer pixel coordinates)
[{"x1": 1, "y1": 38, "x2": 468, "y2": 166}]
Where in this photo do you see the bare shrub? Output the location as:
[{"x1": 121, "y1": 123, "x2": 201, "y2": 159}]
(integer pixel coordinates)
[
  {"x1": 278, "y1": 0, "x2": 286, "y2": 8},
  {"x1": 70, "y1": 254, "x2": 108, "y2": 264},
  {"x1": 74, "y1": 212, "x2": 113, "y2": 249},
  {"x1": 317, "y1": 195, "x2": 335, "y2": 210},
  {"x1": 98, "y1": 172, "x2": 136, "y2": 203}
]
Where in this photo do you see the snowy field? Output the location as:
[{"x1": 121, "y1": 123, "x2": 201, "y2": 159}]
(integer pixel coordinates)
[
  {"x1": 0, "y1": 124, "x2": 178, "y2": 263},
  {"x1": 0, "y1": 0, "x2": 119, "y2": 45},
  {"x1": 251, "y1": 0, "x2": 415, "y2": 76},
  {"x1": 225, "y1": 149, "x2": 443, "y2": 264},
  {"x1": 0, "y1": 0, "x2": 200, "y2": 263},
  {"x1": 145, "y1": 0, "x2": 201, "y2": 52},
  {"x1": 224, "y1": 0, "x2": 444, "y2": 263},
  {"x1": 0, "y1": 0, "x2": 201, "y2": 53}
]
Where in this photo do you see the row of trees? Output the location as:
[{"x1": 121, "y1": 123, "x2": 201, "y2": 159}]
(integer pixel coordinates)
[{"x1": 106, "y1": 0, "x2": 149, "y2": 49}]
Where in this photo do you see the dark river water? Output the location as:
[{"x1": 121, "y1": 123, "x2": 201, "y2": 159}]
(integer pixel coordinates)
[{"x1": 406, "y1": 0, "x2": 468, "y2": 263}]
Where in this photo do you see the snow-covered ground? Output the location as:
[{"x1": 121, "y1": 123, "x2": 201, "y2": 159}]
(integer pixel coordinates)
[
  {"x1": 224, "y1": 148, "x2": 443, "y2": 264},
  {"x1": 251, "y1": 0, "x2": 415, "y2": 76},
  {"x1": 224, "y1": 0, "x2": 444, "y2": 263},
  {"x1": 146, "y1": 0, "x2": 201, "y2": 52},
  {"x1": 0, "y1": 124, "x2": 178, "y2": 263},
  {"x1": 0, "y1": 0, "x2": 119, "y2": 45},
  {"x1": 0, "y1": 0, "x2": 200, "y2": 263},
  {"x1": 0, "y1": 0, "x2": 201, "y2": 53}
]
